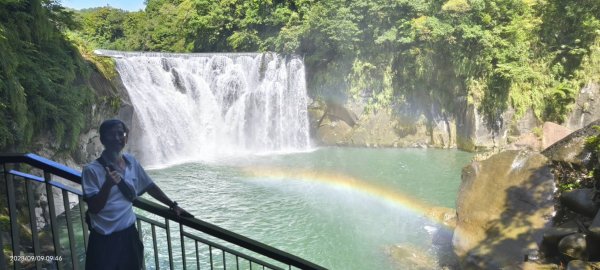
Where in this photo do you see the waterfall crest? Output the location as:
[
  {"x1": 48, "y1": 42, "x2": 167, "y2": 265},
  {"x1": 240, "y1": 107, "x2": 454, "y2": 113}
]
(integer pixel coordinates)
[{"x1": 109, "y1": 51, "x2": 311, "y2": 166}]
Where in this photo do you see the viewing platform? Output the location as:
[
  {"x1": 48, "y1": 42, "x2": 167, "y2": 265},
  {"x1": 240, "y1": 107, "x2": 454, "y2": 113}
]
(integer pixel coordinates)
[{"x1": 0, "y1": 153, "x2": 326, "y2": 270}]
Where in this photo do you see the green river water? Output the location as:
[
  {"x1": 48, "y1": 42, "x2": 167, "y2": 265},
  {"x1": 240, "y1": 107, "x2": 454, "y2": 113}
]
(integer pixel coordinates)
[{"x1": 141, "y1": 147, "x2": 473, "y2": 270}]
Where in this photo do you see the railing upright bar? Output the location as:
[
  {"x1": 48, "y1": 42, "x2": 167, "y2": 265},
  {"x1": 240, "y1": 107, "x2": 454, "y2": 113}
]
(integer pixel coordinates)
[
  {"x1": 195, "y1": 241, "x2": 200, "y2": 270},
  {"x1": 136, "y1": 214, "x2": 166, "y2": 228},
  {"x1": 6, "y1": 163, "x2": 20, "y2": 270},
  {"x1": 166, "y1": 219, "x2": 174, "y2": 270},
  {"x1": 132, "y1": 198, "x2": 326, "y2": 270},
  {"x1": 236, "y1": 255, "x2": 239, "y2": 270},
  {"x1": 180, "y1": 231, "x2": 283, "y2": 270},
  {"x1": 26, "y1": 180, "x2": 42, "y2": 270},
  {"x1": 209, "y1": 246, "x2": 213, "y2": 270},
  {"x1": 180, "y1": 223, "x2": 187, "y2": 270},
  {"x1": 0, "y1": 165, "x2": 7, "y2": 270},
  {"x1": 62, "y1": 190, "x2": 79, "y2": 270},
  {"x1": 78, "y1": 197, "x2": 88, "y2": 250},
  {"x1": 44, "y1": 171, "x2": 63, "y2": 270},
  {"x1": 152, "y1": 224, "x2": 159, "y2": 269},
  {"x1": 136, "y1": 219, "x2": 146, "y2": 270},
  {"x1": 223, "y1": 250, "x2": 227, "y2": 270}
]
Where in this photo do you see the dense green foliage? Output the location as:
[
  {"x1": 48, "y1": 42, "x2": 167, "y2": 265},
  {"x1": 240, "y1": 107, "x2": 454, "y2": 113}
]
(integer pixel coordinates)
[
  {"x1": 2, "y1": 0, "x2": 598, "y2": 150},
  {"x1": 0, "y1": 0, "x2": 93, "y2": 151},
  {"x1": 71, "y1": 0, "x2": 600, "y2": 128}
]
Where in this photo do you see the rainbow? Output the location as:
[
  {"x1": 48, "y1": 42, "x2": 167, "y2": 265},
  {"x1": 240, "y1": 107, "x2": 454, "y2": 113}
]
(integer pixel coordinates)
[{"x1": 241, "y1": 166, "x2": 456, "y2": 227}]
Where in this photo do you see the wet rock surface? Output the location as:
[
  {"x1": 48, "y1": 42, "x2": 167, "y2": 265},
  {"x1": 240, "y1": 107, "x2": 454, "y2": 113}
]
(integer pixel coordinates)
[
  {"x1": 450, "y1": 120, "x2": 600, "y2": 269},
  {"x1": 453, "y1": 150, "x2": 555, "y2": 269},
  {"x1": 386, "y1": 244, "x2": 439, "y2": 270}
]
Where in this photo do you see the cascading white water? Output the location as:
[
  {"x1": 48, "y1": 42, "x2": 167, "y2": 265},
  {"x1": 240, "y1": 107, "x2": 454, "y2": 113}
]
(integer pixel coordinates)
[{"x1": 103, "y1": 51, "x2": 311, "y2": 166}]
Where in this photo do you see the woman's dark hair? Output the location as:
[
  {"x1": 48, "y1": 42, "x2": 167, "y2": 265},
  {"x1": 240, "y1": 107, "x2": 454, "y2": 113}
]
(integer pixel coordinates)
[{"x1": 99, "y1": 119, "x2": 129, "y2": 145}]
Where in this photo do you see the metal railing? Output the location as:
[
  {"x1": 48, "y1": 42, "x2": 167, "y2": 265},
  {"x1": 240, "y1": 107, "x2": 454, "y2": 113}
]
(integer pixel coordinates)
[{"x1": 0, "y1": 153, "x2": 327, "y2": 270}]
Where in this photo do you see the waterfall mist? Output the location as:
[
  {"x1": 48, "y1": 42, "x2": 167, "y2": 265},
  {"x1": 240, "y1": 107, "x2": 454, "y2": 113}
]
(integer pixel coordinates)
[{"x1": 105, "y1": 51, "x2": 311, "y2": 167}]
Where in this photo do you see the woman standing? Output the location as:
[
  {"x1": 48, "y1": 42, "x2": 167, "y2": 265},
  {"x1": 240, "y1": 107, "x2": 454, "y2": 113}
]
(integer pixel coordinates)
[{"x1": 82, "y1": 119, "x2": 191, "y2": 270}]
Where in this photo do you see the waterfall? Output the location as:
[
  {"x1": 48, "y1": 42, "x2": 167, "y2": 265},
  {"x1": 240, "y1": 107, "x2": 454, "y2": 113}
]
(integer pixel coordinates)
[{"x1": 102, "y1": 51, "x2": 311, "y2": 167}]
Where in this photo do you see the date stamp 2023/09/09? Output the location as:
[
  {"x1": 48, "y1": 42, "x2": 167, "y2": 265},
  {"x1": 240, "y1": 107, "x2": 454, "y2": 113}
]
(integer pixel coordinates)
[{"x1": 10, "y1": 255, "x2": 63, "y2": 263}]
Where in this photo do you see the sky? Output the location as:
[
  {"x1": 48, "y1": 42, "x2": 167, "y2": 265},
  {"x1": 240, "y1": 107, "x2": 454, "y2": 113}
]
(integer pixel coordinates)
[{"x1": 61, "y1": 0, "x2": 146, "y2": 11}]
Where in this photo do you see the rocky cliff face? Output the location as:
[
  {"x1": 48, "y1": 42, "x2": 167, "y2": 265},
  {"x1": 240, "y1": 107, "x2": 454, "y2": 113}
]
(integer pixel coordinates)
[
  {"x1": 73, "y1": 70, "x2": 135, "y2": 166},
  {"x1": 36, "y1": 68, "x2": 135, "y2": 169},
  {"x1": 310, "y1": 100, "x2": 457, "y2": 149},
  {"x1": 566, "y1": 82, "x2": 600, "y2": 131},
  {"x1": 309, "y1": 82, "x2": 600, "y2": 153}
]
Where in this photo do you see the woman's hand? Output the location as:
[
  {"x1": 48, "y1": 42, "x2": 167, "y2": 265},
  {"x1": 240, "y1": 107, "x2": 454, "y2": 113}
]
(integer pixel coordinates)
[
  {"x1": 105, "y1": 167, "x2": 121, "y2": 185},
  {"x1": 172, "y1": 205, "x2": 194, "y2": 218}
]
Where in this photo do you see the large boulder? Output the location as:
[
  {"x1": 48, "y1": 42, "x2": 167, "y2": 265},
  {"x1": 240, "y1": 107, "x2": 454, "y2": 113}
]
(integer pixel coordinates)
[
  {"x1": 316, "y1": 117, "x2": 353, "y2": 145},
  {"x1": 506, "y1": 133, "x2": 542, "y2": 151},
  {"x1": 542, "y1": 122, "x2": 573, "y2": 149},
  {"x1": 542, "y1": 119, "x2": 600, "y2": 166},
  {"x1": 453, "y1": 150, "x2": 555, "y2": 269}
]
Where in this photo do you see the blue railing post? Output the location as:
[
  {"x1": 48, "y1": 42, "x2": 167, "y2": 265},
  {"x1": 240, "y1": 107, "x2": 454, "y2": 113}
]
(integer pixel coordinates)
[
  {"x1": 5, "y1": 163, "x2": 20, "y2": 270},
  {"x1": 0, "y1": 164, "x2": 7, "y2": 270}
]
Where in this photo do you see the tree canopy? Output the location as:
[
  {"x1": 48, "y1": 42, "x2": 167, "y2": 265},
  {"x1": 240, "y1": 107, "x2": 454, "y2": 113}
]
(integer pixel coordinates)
[{"x1": 71, "y1": 0, "x2": 600, "y2": 128}]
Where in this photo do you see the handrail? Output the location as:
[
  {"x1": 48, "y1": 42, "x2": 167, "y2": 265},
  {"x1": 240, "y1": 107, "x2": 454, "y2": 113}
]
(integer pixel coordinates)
[
  {"x1": 0, "y1": 153, "x2": 81, "y2": 183},
  {"x1": 0, "y1": 153, "x2": 327, "y2": 270},
  {"x1": 134, "y1": 198, "x2": 325, "y2": 269}
]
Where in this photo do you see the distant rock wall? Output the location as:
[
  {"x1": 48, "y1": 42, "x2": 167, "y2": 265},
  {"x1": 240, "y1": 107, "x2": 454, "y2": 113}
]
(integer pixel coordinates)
[
  {"x1": 309, "y1": 82, "x2": 600, "y2": 152},
  {"x1": 37, "y1": 69, "x2": 135, "y2": 169}
]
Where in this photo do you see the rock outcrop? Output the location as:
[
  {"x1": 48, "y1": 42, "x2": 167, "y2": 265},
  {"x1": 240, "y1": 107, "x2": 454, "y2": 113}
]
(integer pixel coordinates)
[
  {"x1": 310, "y1": 100, "x2": 457, "y2": 148},
  {"x1": 452, "y1": 120, "x2": 600, "y2": 268},
  {"x1": 542, "y1": 119, "x2": 600, "y2": 166},
  {"x1": 308, "y1": 82, "x2": 600, "y2": 153},
  {"x1": 542, "y1": 122, "x2": 573, "y2": 149},
  {"x1": 453, "y1": 150, "x2": 555, "y2": 269},
  {"x1": 566, "y1": 82, "x2": 600, "y2": 131}
]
